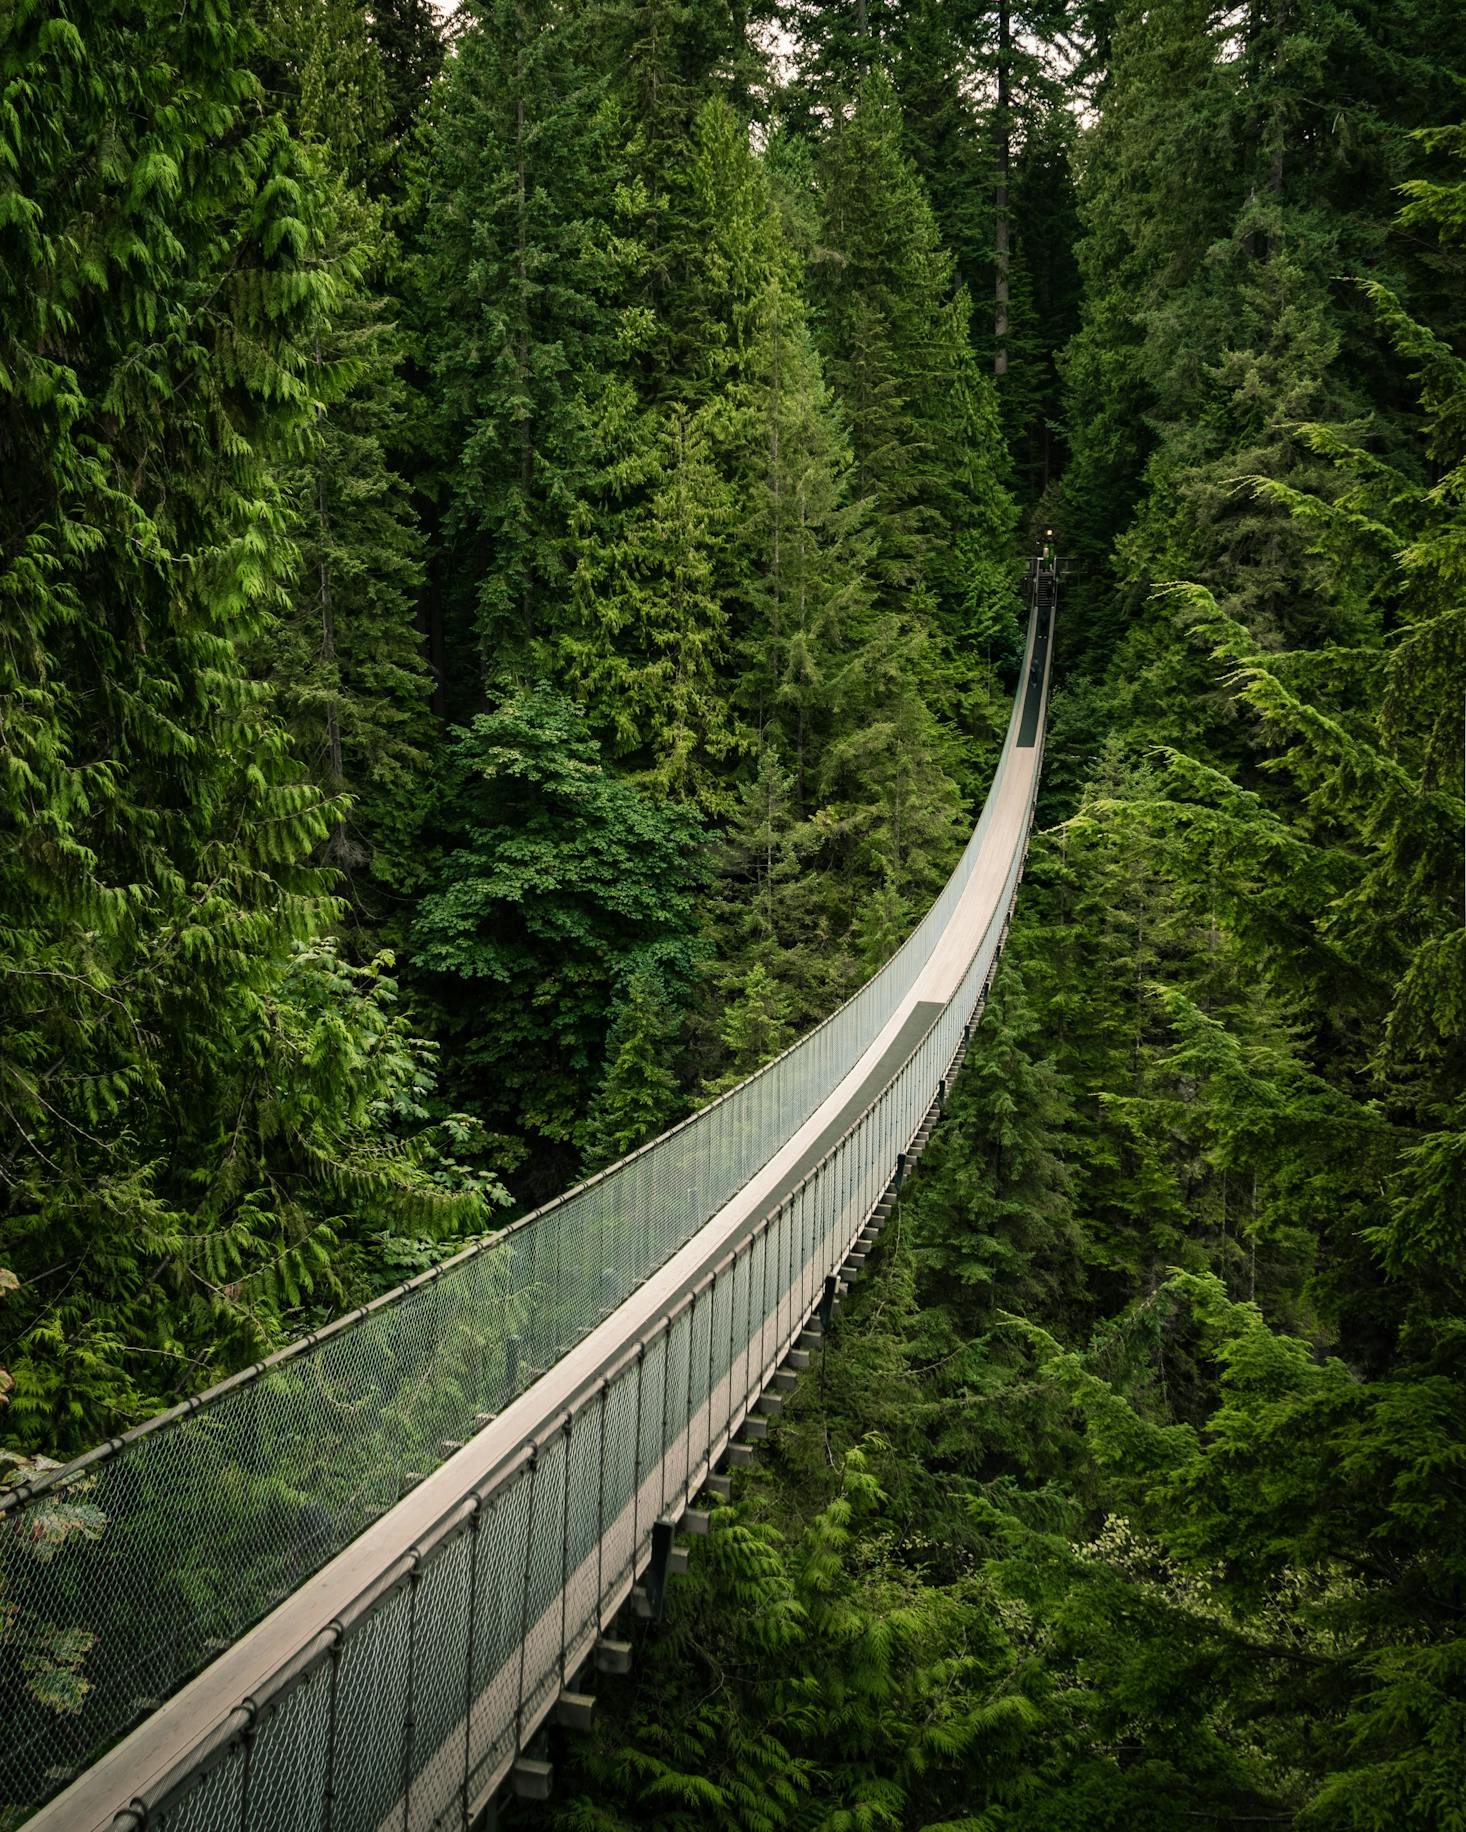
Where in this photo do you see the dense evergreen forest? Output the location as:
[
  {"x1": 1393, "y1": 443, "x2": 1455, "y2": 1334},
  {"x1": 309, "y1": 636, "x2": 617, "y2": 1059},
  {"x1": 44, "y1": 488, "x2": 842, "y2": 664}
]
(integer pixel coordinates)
[{"x1": 2, "y1": 0, "x2": 1464, "y2": 1824}]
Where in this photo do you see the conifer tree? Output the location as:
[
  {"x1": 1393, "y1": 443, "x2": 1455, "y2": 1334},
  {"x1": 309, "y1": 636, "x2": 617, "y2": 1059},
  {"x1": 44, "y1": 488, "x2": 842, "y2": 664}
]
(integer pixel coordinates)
[
  {"x1": 578, "y1": 969, "x2": 685, "y2": 1169},
  {"x1": 909, "y1": 960, "x2": 1078, "y2": 1323},
  {"x1": 416, "y1": 0, "x2": 630, "y2": 685},
  {"x1": 264, "y1": 0, "x2": 391, "y2": 190},
  {"x1": 271, "y1": 202, "x2": 435, "y2": 900},
  {"x1": 701, "y1": 746, "x2": 851, "y2": 1037},
  {"x1": 554, "y1": 395, "x2": 744, "y2": 805},
  {"x1": 779, "y1": 0, "x2": 906, "y2": 114},
  {"x1": 666, "y1": 95, "x2": 974, "y2": 1028},
  {"x1": 258, "y1": 0, "x2": 435, "y2": 904},
  {"x1": 1058, "y1": 0, "x2": 1466, "y2": 672},
  {"x1": 591, "y1": 0, "x2": 771, "y2": 183},
  {"x1": 541, "y1": 89, "x2": 779, "y2": 803},
  {"x1": 786, "y1": 1, "x2": 1075, "y2": 399},
  {"x1": 365, "y1": 0, "x2": 446, "y2": 161},
  {"x1": 811, "y1": 70, "x2": 1017, "y2": 712},
  {"x1": 714, "y1": 962, "x2": 794, "y2": 1081},
  {"x1": 0, "y1": 0, "x2": 481, "y2": 1444},
  {"x1": 410, "y1": 685, "x2": 706, "y2": 1173},
  {"x1": 1054, "y1": 0, "x2": 1231, "y2": 659},
  {"x1": 890, "y1": 0, "x2": 992, "y2": 300},
  {"x1": 1003, "y1": 108, "x2": 1082, "y2": 494}
]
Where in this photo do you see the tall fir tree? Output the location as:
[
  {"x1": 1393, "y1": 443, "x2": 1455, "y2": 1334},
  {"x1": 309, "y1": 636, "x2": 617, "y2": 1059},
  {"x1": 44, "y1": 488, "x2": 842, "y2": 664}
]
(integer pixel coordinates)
[
  {"x1": 811, "y1": 70, "x2": 1017, "y2": 767},
  {"x1": 364, "y1": 0, "x2": 446, "y2": 167},
  {"x1": 257, "y1": 0, "x2": 435, "y2": 907},
  {"x1": 416, "y1": 0, "x2": 630, "y2": 683},
  {"x1": 577, "y1": 968, "x2": 685, "y2": 1169},
  {"x1": 0, "y1": 0, "x2": 481, "y2": 1447}
]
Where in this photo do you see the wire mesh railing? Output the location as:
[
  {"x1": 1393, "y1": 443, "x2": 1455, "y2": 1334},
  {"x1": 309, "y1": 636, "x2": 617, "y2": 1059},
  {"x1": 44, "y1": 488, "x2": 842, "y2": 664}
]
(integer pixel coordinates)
[
  {"x1": 2, "y1": 605, "x2": 1047, "y2": 1828},
  {"x1": 102, "y1": 782, "x2": 1035, "y2": 1832}
]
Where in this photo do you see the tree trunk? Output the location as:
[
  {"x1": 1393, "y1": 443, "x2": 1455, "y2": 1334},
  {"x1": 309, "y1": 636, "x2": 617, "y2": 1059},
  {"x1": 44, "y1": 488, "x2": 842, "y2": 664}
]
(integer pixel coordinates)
[
  {"x1": 516, "y1": 30, "x2": 533, "y2": 643},
  {"x1": 317, "y1": 477, "x2": 343, "y2": 789},
  {"x1": 314, "y1": 339, "x2": 346, "y2": 867},
  {"x1": 994, "y1": 3, "x2": 1010, "y2": 376}
]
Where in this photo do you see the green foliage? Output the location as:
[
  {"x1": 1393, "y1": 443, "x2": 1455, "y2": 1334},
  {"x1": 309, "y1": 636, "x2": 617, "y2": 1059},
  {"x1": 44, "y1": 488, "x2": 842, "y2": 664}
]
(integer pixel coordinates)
[
  {"x1": 555, "y1": 1447, "x2": 1035, "y2": 1832},
  {"x1": 255, "y1": 3, "x2": 435, "y2": 904},
  {"x1": 411, "y1": 684, "x2": 707, "y2": 1161},
  {"x1": 554, "y1": 25, "x2": 1466, "y2": 1832},
  {"x1": 0, "y1": 0, "x2": 490, "y2": 1451},
  {"x1": 365, "y1": 0, "x2": 446, "y2": 163},
  {"x1": 578, "y1": 969, "x2": 685, "y2": 1170},
  {"x1": 910, "y1": 964, "x2": 1079, "y2": 1323},
  {"x1": 813, "y1": 71, "x2": 1015, "y2": 637}
]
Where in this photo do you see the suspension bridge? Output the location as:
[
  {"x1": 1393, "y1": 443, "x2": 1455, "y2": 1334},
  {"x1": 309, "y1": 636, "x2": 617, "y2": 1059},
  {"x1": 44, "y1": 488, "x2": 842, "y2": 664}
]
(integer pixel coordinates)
[{"x1": 2, "y1": 584, "x2": 1055, "y2": 1832}]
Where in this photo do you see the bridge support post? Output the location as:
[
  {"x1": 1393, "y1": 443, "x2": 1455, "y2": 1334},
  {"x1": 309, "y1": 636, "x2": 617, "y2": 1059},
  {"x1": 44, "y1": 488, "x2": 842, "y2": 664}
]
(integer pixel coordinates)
[
  {"x1": 642, "y1": 1517, "x2": 675, "y2": 1619},
  {"x1": 894, "y1": 1151, "x2": 908, "y2": 1193},
  {"x1": 512, "y1": 1753, "x2": 553, "y2": 1802},
  {"x1": 937, "y1": 1078, "x2": 947, "y2": 1117},
  {"x1": 595, "y1": 1637, "x2": 633, "y2": 1674},
  {"x1": 819, "y1": 1273, "x2": 838, "y2": 1333}
]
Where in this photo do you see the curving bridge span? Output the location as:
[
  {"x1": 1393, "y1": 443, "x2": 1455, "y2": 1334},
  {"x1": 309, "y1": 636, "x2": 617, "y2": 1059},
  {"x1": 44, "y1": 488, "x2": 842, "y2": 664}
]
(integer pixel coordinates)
[{"x1": 4, "y1": 591, "x2": 1055, "y2": 1832}]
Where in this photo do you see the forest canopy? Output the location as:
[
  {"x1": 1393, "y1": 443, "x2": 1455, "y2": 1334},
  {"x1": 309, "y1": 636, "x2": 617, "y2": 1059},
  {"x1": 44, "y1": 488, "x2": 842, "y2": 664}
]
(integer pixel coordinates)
[{"x1": 2, "y1": 0, "x2": 1464, "y2": 1825}]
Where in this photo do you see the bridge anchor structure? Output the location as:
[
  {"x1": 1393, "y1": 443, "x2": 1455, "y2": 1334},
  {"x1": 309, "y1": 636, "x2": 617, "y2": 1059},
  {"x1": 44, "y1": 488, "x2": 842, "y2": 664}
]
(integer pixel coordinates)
[{"x1": 4, "y1": 590, "x2": 1055, "y2": 1832}]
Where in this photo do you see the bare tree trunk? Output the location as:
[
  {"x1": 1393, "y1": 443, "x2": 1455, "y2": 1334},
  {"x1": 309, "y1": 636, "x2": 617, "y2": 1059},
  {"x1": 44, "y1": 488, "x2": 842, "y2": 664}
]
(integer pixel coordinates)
[
  {"x1": 516, "y1": 29, "x2": 533, "y2": 643},
  {"x1": 994, "y1": 3, "x2": 1011, "y2": 376},
  {"x1": 1267, "y1": 8, "x2": 1285, "y2": 254},
  {"x1": 417, "y1": 574, "x2": 446, "y2": 720},
  {"x1": 315, "y1": 338, "x2": 346, "y2": 867},
  {"x1": 318, "y1": 480, "x2": 343, "y2": 789}
]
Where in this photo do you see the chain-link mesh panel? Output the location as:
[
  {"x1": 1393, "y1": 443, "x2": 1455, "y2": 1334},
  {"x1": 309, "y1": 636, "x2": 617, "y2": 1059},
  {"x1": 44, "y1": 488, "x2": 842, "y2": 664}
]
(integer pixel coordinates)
[
  {"x1": 684, "y1": 1290, "x2": 714, "y2": 1485},
  {"x1": 735, "y1": 1248, "x2": 756, "y2": 1415},
  {"x1": 561, "y1": 1408, "x2": 603, "y2": 1668},
  {"x1": 773, "y1": 1204, "x2": 795, "y2": 1351},
  {"x1": 662, "y1": 1308, "x2": 693, "y2": 1508},
  {"x1": 464, "y1": 1476, "x2": 532, "y2": 1805},
  {"x1": 635, "y1": 1337, "x2": 667, "y2": 1530},
  {"x1": 330, "y1": 1582, "x2": 415, "y2": 1832},
  {"x1": 404, "y1": 1526, "x2": 476, "y2": 1832},
  {"x1": 520, "y1": 1434, "x2": 566, "y2": 1660},
  {"x1": 150, "y1": 1741, "x2": 248, "y2": 1832},
  {"x1": 241, "y1": 1653, "x2": 334, "y2": 1832},
  {"x1": 598, "y1": 1366, "x2": 639, "y2": 1605},
  {"x1": 759, "y1": 1224, "x2": 780, "y2": 1382}
]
